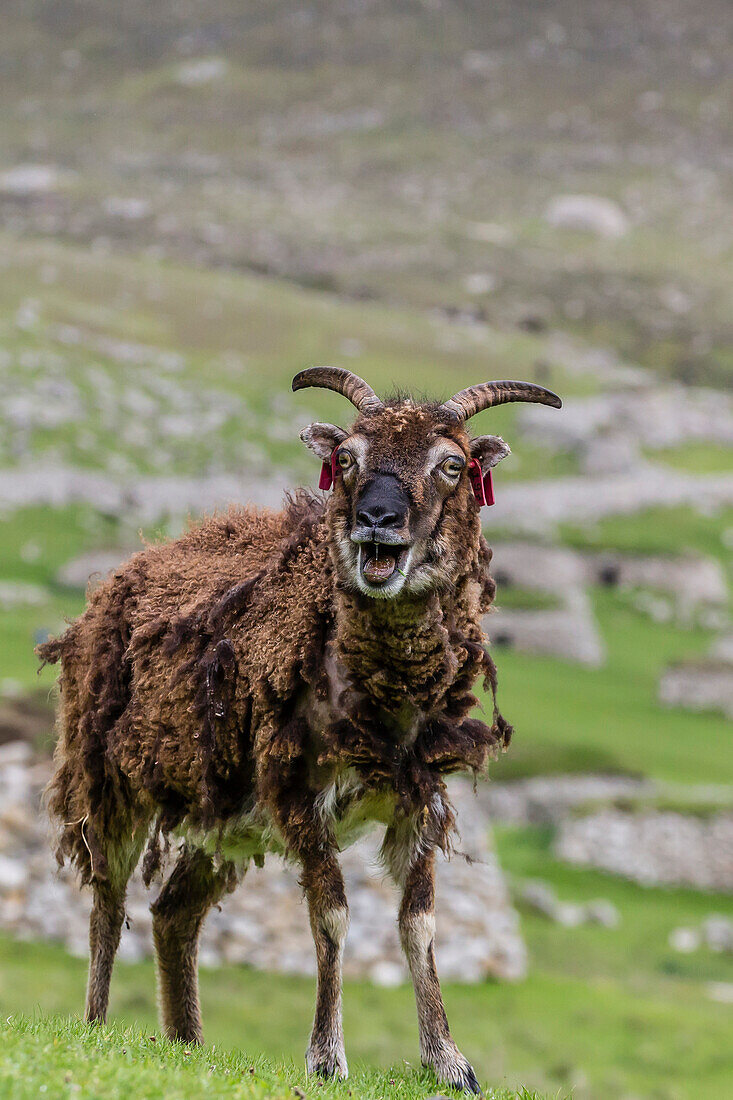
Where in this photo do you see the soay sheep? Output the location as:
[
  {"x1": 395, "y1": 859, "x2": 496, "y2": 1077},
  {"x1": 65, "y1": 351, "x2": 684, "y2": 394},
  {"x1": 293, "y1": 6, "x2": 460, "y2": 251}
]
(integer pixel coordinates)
[{"x1": 38, "y1": 367, "x2": 561, "y2": 1092}]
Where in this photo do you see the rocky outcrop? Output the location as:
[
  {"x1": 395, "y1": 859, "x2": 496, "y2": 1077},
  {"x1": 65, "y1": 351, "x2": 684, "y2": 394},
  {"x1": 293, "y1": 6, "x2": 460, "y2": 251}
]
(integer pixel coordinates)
[
  {"x1": 485, "y1": 775, "x2": 658, "y2": 825},
  {"x1": 555, "y1": 808, "x2": 733, "y2": 893},
  {"x1": 518, "y1": 386, "x2": 733, "y2": 453}
]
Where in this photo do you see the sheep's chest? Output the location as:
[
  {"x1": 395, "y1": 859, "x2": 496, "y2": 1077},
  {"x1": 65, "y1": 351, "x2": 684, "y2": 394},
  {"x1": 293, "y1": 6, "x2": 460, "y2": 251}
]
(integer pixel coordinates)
[{"x1": 316, "y1": 769, "x2": 398, "y2": 848}]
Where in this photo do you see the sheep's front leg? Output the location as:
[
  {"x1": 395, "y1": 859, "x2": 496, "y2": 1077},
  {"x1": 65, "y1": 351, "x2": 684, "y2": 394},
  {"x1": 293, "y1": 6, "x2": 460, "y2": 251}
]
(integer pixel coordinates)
[
  {"x1": 393, "y1": 848, "x2": 481, "y2": 1094},
  {"x1": 301, "y1": 853, "x2": 350, "y2": 1079}
]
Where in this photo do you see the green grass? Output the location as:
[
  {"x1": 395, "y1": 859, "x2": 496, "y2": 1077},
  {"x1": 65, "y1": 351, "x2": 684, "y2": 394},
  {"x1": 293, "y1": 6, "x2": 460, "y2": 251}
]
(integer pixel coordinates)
[
  {"x1": 648, "y1": 443, "x2": 733, "y2": 476},
  {"x1": 0, "y1": 928, "x2": 731, "y2": 1100},
  {"x1": 492, "y1": 589, "x2": 561, "y2": 612},
  {"x1": 0, "y1": 1015, "x2": 541, "y2": 1100},
  {"x1": 0, "y1": 505, "x2": 137, "y2": 693},
  {"x1": 0, "y1": 505, "x2": 125, "y2": 589},
  {"x1": 0, "y1": 234, "x2": 588, "y2": 485}
]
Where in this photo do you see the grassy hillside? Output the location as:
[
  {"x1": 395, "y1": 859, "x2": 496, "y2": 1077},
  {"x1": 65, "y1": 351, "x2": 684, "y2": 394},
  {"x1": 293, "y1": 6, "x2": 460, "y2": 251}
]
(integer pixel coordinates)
[{"x1": 2, "y1": 1, "x2": 732, "y2": 386}]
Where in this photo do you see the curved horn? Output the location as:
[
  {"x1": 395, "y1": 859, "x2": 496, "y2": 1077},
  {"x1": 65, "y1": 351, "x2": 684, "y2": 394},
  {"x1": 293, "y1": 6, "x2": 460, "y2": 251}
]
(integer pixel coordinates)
[
  {"x1": 441, "y1": 380, "x2": 562, "y2": 421},
  {"x1": 292, "y1": 366, "x2": 383, "y2": 414}
]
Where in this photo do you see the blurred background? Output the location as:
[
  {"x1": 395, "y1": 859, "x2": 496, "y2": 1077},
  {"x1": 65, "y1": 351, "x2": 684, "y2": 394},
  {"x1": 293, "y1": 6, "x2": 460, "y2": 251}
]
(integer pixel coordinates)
[{"x1": 0, "y1": 2, "x2": 732, "y2": 1097}]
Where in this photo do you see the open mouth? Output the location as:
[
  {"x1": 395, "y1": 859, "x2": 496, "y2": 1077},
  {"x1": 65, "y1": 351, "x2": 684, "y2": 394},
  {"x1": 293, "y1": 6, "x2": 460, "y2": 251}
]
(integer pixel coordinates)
[{"x1": 357, "y1": 541, "x2": 411, "y2": 588}]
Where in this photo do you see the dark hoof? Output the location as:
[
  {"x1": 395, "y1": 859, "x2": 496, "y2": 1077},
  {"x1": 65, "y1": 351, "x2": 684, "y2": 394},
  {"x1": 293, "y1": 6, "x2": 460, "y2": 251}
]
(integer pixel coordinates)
[
  {"x1": 305, "y1": 1047, "x2": 348, "y2": 1080},
  {"x1": 431, "y1": 1059, "x2": 483, "y2": 1095}
]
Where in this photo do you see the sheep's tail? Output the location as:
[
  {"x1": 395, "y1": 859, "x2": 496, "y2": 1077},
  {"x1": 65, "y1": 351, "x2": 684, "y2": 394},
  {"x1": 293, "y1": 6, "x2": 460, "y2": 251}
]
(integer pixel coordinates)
[{"x1": 41, "y1": 600, "x2": 137, "y2": 885}]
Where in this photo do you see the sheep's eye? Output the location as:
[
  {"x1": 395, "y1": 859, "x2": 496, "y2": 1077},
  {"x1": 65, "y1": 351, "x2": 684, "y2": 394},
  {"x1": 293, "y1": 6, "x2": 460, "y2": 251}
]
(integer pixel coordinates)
[
  {"x1": 441, "y1": 456, "x2": 464, "y2": 478},
  {"x1": 337, "y1": 450, "x2": 354, "y2": 471}
]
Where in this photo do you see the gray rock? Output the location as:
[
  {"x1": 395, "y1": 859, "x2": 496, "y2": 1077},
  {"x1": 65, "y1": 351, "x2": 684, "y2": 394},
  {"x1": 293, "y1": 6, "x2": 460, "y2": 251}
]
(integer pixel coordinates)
[
  {"x1": 486, "y1": 774, "x2": 655, "y2": 826},
  {"x1": 518, "y1": 877, "x2": 619, "y2": 928},
  {"x1": 57, "y1": 551, "x2": 132, "y2": 590},
  {"x1": 544, "y1": 195, "x2": 629, "y2": 238},
  {"x1": 702, "y1": 916, "x2": 733, "y2": 953},
  {"x1": 0, "y1": 856, "x2": 27, "y2": 892},
  {"x1": 0, "y1": 165, "x2": 68, "y2": 195},
  {"x1": 520, "y1": 880, "x2": 558, "y2": 918},
  {"x1": 707, "y1": 982, "x2": 733, "y2": 1004},
  {"x1": 369, "y1": 961, "x2": 407, "y2": 987},
  {"x1": 669, "y1": 927, "x2": 701, "y2": 954}
]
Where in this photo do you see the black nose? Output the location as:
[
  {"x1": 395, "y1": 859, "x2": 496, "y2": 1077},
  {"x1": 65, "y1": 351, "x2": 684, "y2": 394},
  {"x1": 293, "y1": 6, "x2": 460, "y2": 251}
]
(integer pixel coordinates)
[
  {"x1": 357, "y1": 502, "x2": 400, "y2": 528},
  {"x1": 356, "y1": 474, "x2": 409, "y2": 530}
]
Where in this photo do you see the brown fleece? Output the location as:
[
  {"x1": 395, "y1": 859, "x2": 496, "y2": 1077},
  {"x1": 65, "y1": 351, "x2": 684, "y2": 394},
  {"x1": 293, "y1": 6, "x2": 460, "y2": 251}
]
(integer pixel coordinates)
[{"x1": 40, "y1": 407, "x2": 510, "y2": 884}]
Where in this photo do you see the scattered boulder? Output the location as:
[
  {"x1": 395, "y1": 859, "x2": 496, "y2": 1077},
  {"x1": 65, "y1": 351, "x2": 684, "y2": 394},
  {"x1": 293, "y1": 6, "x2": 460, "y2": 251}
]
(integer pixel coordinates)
[
  {"x1": 490, "y1": 541, "x2": 587, "y2": 593},
  {"x1": 711, "y1": 634, "x2": 733, "y2": 662},
  {"x1": 579, "y1": 432, "x2": 641, "y2": 475},
  {"x1": 585, "y1": 551, "x2": 728, "y2": 623},
  {"x1": 518, "y1": 879, "x2": 619, "y2": 928},
  {"x1": 517, "y1": 386, "x2": 733, "y2": 453},
  {"x1": 659, "y1": 660, "x2": 733, "y2": 720},
  {"x1": 0, "y1": 696, "x2": 54, "y2": 747},
  {"x1": 585, "y1": 899, "x2": 621, "y2": 928},
  {"x1": 669, "y1": 927, "x2": 701, "y2": 953},
  {"x1": 491, "y1": 464, "x2": 733, "y2": 531},
  {"x1": 176, "y1": 58, "x2": 228, "y2": 86},
  {"x1": 544, "y1": 194, "x2": 629, "y2": 238},
  {"x1": 486, "y1": 775, "x2": 655, "y2": 826},
  {"x1": 0, "y1": 581, "x2": 47, "y2": 608},
  {"x1": 702, "y1": 915, "x2": 733, "y2": 953},
  {"x1": 0, "y1": 165, "x2": 68, "y2": 196},
  {"x1": 707, "y1": 982, "x2": 733, "y2": 1004},
  {"x1": 102, "y1": 197, "x2": 151, "y2": 221}
]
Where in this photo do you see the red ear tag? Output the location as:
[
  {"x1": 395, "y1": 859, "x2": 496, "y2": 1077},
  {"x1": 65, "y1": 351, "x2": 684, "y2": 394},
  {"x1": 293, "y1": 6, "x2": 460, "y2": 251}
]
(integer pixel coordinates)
[
  {"x1": 483, "y1": 467, "x2": 495, "y2": 506},
  {"x1": 468, "y1": 459, "x2": 495, "y2": 507},
  {"x1": 467, "y1": 459, "x2": 487, "y2": 505},
  {"x1": 318, "y1": 461, "x2": 333, "y2": 491},
  {"x1": 318, "y1": 448, "x2": 342, "y2": 491}
]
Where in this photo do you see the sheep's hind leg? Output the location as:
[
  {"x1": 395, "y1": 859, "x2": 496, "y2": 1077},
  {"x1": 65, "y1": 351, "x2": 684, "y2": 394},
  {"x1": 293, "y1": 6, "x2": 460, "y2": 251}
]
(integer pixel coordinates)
[
  {"x1": 302, "y1": 852, "x2": 350, "y2": 1080},
  {"x1": 86, "y1": 880, "x2": 127, "y2": 1024},
  {"x1": 151, "y1": 845, "x2": 235, "y2": 1044},
  {"x1": 86, "y1": 832, "x2": 146, "y2": 1025},
  {"x1": 387, "y1": 843, "x2": 481, "y2": 1094}
]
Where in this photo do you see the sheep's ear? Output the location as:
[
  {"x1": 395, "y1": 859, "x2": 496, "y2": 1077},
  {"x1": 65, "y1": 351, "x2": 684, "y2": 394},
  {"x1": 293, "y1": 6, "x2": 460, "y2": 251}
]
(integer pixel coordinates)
[
  {"x1": 299, "y1": 422, "x2": 348, "y2": 461},
  {"x1": 469, "y1": 434, "x2": 511, "y2": 472}
]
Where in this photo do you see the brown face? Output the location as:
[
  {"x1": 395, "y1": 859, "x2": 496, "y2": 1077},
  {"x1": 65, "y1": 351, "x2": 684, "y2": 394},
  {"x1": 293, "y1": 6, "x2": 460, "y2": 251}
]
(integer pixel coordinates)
[{"x1": 301, "y1": 402, "x2": 510, "y2": 600}]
